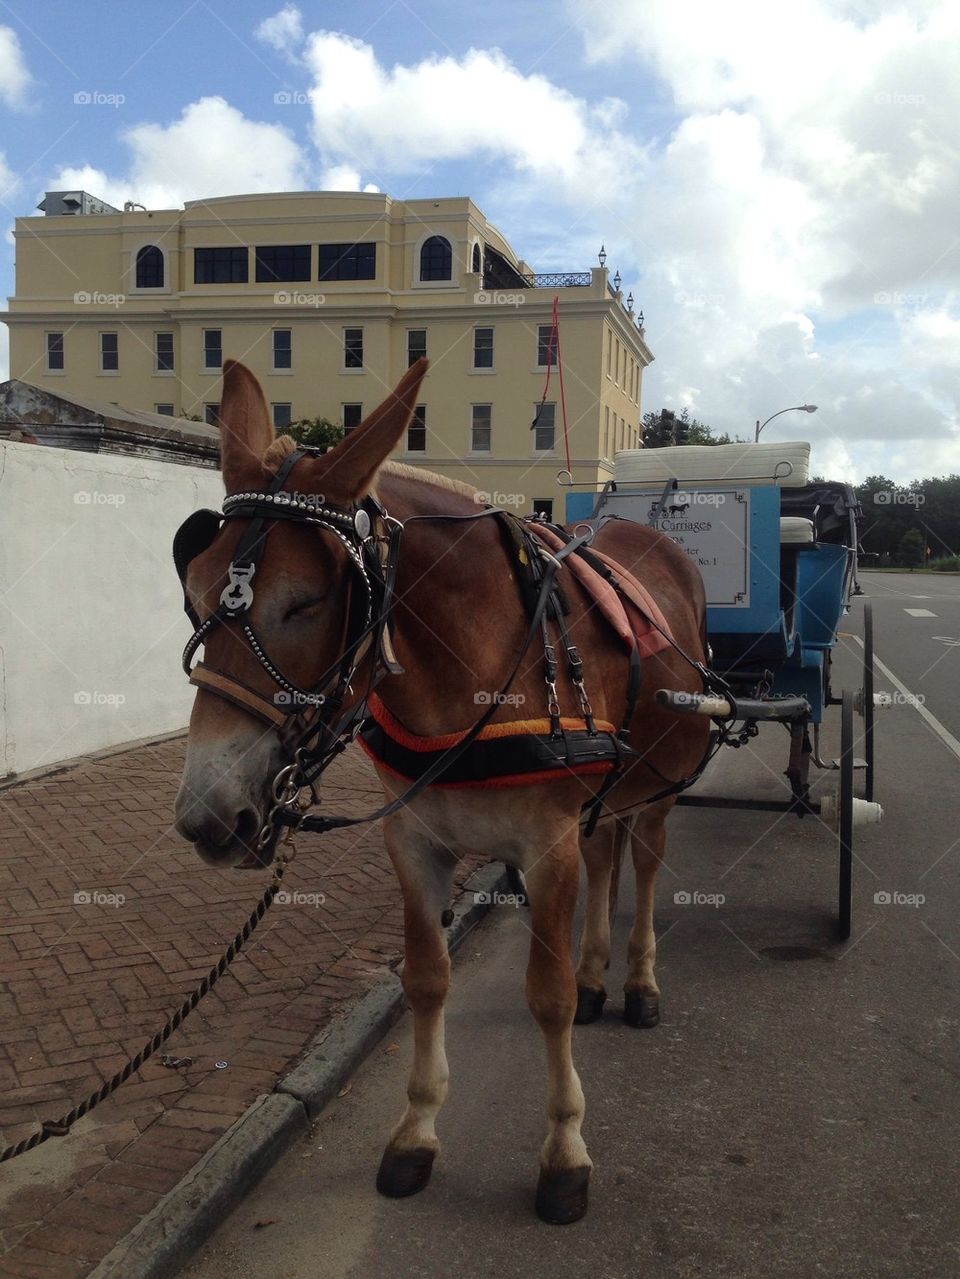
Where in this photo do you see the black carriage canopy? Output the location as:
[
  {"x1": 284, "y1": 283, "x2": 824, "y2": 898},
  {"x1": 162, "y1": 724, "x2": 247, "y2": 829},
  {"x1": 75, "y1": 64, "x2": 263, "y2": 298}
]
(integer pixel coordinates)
[{"x1": 779, "y1": 482, "x2": 862, "y2": 544}]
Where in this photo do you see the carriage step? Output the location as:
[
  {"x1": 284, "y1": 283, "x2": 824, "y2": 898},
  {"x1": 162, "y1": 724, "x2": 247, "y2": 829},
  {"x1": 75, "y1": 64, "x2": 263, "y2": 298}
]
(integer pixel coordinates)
[{"x1": 832, "y1": 757, "x2": 868, "y2": 770}]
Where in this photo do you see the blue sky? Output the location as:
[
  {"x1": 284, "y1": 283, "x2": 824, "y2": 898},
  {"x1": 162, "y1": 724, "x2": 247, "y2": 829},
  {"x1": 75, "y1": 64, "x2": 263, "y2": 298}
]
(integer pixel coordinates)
[{"x1": 2, "y1": 0, "x2": 958, "y2": 481}]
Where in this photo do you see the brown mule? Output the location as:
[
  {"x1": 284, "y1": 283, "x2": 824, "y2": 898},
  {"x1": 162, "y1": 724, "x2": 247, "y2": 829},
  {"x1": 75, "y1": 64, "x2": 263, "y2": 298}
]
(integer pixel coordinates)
[{"x1": 174, "y1": 358, "x2": 710, "y2": 1223}]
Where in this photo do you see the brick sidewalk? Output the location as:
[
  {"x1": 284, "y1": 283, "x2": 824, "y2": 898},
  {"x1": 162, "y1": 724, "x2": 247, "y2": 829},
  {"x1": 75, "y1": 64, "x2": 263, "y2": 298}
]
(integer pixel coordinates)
[{"x1": 0, "y1": 737, "x2": 481, "y2": 1278}]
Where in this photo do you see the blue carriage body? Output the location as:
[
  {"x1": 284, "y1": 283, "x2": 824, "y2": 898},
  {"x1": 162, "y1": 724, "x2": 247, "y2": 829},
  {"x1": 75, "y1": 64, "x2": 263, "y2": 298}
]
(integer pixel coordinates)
[{"x1": 566, "y1": 472, "x2": 858, "y2": 724}]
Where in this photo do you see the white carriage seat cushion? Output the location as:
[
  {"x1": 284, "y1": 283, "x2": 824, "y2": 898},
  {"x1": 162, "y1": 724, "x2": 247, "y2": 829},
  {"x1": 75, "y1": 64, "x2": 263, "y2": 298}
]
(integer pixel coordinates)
[
  {"x1": 780, "y1": 516, "x2": 816, "y2": 544},
  {"x1": 614, "y1": 441, "x2": 811, "y2": 488}
]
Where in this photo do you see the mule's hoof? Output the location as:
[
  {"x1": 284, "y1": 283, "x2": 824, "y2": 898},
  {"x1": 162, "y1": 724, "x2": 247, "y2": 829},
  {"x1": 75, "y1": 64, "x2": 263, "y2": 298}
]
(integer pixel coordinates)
[
  {"x1": 624, "y1": 989, "x2": 660, "y2": 1028},
  {"x1": 535, "y1": 1165, "x2": 590, "y2": 1224},
  {"x1": 376, "y1": 1146, "x2": 435, "y2": 1198},
  {"x1": 574, "y1": 985, "x2": 607, "y2": 1025}
]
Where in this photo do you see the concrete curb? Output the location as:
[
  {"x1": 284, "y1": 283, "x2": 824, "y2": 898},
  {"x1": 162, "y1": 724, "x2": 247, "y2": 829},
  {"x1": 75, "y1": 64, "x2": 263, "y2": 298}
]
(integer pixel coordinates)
[{"x1": 90, "y1": 861, "x2": 508, "y2": 1279}]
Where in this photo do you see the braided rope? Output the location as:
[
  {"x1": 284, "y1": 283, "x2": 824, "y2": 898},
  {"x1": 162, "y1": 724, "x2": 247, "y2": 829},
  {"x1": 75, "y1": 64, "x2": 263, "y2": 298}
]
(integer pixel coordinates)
[{"x1": 0, "y1": 854, "x2": 289, "y2": 1163}]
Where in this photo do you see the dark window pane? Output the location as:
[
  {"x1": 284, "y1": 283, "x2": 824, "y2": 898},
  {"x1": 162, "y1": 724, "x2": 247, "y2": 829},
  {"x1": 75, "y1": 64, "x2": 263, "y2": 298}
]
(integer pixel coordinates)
[
  {"x1": 420, "y1": 235, "x2": 452, "y2": 281},
  {"x1": 255, "y1": 244, "x2": 311, "y2": 283},
  {"x1": 194, "y1": 247, "x2": 248, "y2": 284},
  {"x1": 532, "y1": 499, "x2": 554, "y2": 521},
  {"x1": 203, "y1": 329, "x2": 222, "y2": 369},
  {"x1": 47, "y1": 332, "x2": 64, "y2": 370},
  {"x1": 343, "y1": 403, "x2": 362, "y2": 432},
  {"x1": 136, "y1": 245, "x2": 164, "y2": 288},
  {"x1": 534, "y1": 403, "x2": 556, "y2": 451},
  {"x1": 273, "y1": 329, "x2": 292, "y2": 369},
  {"x1": 318, "y1": 242, "x2": 376, "y2": 281},
  {"x1": 156, "y1": 404, "x2": 174, "y2": 416},
  {"x1": 407, "y1": 405, "x2": 426, "y2": 451},
  {"x1": 537, "y1": 324, "x2": 557, "y2": 367},
  {"x1": 407, "y1": 329, "x2": 426, "y2": 366},
  {"x1": 204, "y1": 403, "x2": 219, "y2": 425},
  {"x1": 344, "y1": 327, "x2": 363, "y2": 369},
  {"x1": 473, "y1": 327, "x2": 493, "y2": 369},
  {"x1": 471, "y1": 404, "x2": 491, "y2": 452},
  {"x1": 472, "y1": 242, "x2": 482, "y2": 274},
  {"x1": 100, "y1": 332, "x2": 118, "y2": 371},
  {"x1": 272, "y1": 403, "x2": 292, "y2": 429},
  {"x1": 156, "y1": 332, "x2": 174, "y2": 372}
]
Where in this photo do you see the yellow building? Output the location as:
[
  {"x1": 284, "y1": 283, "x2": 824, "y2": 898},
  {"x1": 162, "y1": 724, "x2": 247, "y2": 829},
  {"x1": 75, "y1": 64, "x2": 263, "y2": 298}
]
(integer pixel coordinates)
[{"x1": 3, "y1": 190, "x2": 652, "y2": 520}]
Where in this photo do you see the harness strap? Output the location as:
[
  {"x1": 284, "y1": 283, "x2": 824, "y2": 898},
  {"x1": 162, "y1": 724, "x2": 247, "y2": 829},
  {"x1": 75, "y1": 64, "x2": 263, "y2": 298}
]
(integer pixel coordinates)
[{"x1": 190, "y1": 663, "x2": 290, "y2": 729}]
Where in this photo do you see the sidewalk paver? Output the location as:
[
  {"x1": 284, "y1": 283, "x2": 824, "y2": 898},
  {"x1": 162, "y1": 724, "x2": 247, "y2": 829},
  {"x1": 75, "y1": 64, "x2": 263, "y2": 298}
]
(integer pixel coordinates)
[{"x1": 0, "y1": 736, "x2": 482, "y2": 1278}]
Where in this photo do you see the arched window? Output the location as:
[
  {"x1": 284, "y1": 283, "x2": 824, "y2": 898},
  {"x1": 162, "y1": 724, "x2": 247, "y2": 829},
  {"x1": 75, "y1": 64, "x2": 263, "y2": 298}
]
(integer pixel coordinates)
[
  {"x1": 419, "y1": 235, "x2": 452, "y2": 282},
  {"x1": 472, "y1": 242, "x2": 482, "y2": 274},
  {"x1": 136, "y1": 245, "x2": 164, "y2": 289}
]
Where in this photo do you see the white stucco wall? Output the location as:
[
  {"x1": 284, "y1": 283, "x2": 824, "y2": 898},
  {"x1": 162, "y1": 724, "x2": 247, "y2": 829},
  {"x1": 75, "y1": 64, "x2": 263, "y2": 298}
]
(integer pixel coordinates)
[{"x1": 0, "y1": 441, "x2": 223, "y2": 778}]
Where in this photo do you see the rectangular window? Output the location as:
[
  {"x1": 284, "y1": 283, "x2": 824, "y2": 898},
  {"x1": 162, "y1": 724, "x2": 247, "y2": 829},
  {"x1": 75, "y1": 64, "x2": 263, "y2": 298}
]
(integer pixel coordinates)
[
  {"x1": 537, "y1": 325, "x2": 556, "y2": 368},
  {"x1": 155, "y1": 403, "x2": 174, "y2": 416},
  {"x1": 155, "y1": 332, "x2": 174, "y2": 373},
  {"x1": 203, "y1": 329, "x2": 222, "y2": 370},
  {"x1": 407, "y1": 405, "x2": 427, "y2": 452},
  {"x1": 204, "y1": 403, "x2": 219, "y2": 425},
  {"x1": 606, "y1": 329, "x2": 612, "y2": 377},
  {"x1": 407, "y1": 329, "x2": 427, "y2": 367},
  {"x1": 273, "y1": 329, "x2": 292, "y2": 370},
  {"x1": 532, "y1": 499, "x2": 554, "y2": 521},
  {"x1": 194, "y1": 247, "x2": 248, "y2": 284},
  {"x1": 473, "y1": 326, "x2": 493, "y2": 369},
  {"x1": 318, "y1": 242, "x2": 376, "y2": 281},
  {"x1": 342, "y1": 403, "x2": 363, "y2": 432},
  {"x1": 272, "y1": 403, "x2": 292, "y2": 429},
  {"x1": 255, "y1": 244, "x2": 311, "y2": 283},
  {"x1": 344, "y1": 327, "x2": 363, "y2": 369},
  {"x1": 533, "y1": 402, "x2": 556, "y2": 452},
  {"x1": 471, "y1": 404, "x2": 492, "y2": 453},
  {"x1": 99, "y1": 331, "x2": 118, "y2": 372},
  {"x1": 46, "y1": 331, "x2": 64, "y2": 371},
  {"x1": 604, "y1": 406, "x2": 610, "y2": 458}
]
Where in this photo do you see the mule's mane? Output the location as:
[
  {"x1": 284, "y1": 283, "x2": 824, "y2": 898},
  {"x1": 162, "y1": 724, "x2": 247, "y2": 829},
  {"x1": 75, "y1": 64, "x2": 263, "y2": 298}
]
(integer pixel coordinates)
[{"x1": 260, "y1": 436, "x2": 478, "y2": 500}]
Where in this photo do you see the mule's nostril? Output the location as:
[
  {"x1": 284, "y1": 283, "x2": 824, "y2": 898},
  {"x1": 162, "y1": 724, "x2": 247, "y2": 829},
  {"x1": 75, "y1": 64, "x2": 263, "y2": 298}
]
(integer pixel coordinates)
[{"x1": 234, "y1": 807, "x2": 261, "y2": 849}]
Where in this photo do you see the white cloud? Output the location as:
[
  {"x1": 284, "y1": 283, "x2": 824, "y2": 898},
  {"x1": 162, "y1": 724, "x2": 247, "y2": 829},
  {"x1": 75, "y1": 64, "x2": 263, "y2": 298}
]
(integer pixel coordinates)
[
  {"x1": 302, "y1": 34, "x2": 646, "y2": 205},
  {"x1": 48, "y1": 97, "x2": 308, "y2": 209},
  {"x1": 0, "y1": 150, "x2": 19, "y2": 200},
  {"x1": 256, "y1": 5, "x2": 304, "y2": 58},
  {"x1": 318, "y1": 163, "x2": 379, "y2": 193},
  {"x1": 0, "y1": 26, "x2": 33, "y2": 110}
]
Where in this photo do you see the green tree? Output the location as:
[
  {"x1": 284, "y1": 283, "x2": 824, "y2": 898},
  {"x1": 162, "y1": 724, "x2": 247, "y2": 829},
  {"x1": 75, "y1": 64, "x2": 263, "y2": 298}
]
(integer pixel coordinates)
[
  {"x1": 898, "y1": 528, "x2": 925, "y2": 570},
  {"x1": 286, "y1": 416, "x2": 345, "y2": 451},
  {"x1": 641, "y1": 406, "x2": 742, "y2": 448}
]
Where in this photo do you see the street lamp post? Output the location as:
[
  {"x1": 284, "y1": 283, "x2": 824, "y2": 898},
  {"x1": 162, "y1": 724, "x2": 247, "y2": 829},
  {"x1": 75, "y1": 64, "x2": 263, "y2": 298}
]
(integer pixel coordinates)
[{"x1": 755, "y1": 404, "x2": 818, "y2": 442}]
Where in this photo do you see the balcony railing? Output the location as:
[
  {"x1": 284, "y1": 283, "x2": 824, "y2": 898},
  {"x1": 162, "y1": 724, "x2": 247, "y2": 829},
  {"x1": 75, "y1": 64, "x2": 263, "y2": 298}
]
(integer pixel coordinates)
[{"x1": 522, "y1": 271, "x2": 592, "y2": 288}]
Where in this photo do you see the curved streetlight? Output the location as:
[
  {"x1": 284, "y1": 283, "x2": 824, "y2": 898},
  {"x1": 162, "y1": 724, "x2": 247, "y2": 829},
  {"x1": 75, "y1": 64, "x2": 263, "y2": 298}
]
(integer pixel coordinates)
[{"x1": 755, "y1": 403, "x2": 818, "y2": 442}]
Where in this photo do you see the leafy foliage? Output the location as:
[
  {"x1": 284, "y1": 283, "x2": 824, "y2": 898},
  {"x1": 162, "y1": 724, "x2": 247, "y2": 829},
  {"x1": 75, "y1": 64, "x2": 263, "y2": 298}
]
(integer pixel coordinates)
[
  {"x1": 640, "y1": 407, "x2": 744, "y2": 448},
  {"x1": 286, "y1": 416, "x2": 345, "y2": 452},
  {"x1": 855, "y1": 474, "x2": 960, "y2": 566}
]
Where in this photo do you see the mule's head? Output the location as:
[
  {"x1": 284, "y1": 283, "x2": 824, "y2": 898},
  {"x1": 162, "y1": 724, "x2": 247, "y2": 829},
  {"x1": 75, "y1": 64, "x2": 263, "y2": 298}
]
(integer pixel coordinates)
[{"x1": 174, "y1": 356, "x2": 427, "y2": 866}]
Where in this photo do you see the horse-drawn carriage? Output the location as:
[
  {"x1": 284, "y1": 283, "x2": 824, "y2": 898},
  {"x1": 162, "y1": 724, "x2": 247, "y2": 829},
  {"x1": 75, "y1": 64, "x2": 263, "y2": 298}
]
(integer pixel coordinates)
[{"x1": 565, "y1": 438, "x2": 882, "y2": 940}]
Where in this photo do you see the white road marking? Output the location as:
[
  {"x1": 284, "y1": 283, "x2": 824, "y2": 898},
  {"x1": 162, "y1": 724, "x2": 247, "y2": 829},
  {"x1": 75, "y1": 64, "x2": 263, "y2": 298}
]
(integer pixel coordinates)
[
  {"x1": 904, "y1": 608, "x2": 937, "y2": 617},
  {"x1": 854, "y1": 637, "x2": 960, "y2": 764}
]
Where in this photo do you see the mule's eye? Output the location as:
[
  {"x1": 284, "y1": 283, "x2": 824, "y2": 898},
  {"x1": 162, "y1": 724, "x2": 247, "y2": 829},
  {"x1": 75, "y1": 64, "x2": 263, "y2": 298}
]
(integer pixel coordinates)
[{"x1": 284, "y1": 596, "x2": 326, "y2": 621}]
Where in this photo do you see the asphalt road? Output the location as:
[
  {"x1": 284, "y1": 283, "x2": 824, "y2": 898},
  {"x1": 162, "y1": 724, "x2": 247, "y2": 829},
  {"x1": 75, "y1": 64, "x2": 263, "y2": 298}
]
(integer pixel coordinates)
[{"x1": 185, "y1": 576, "x2": 960, "y2": 1279}]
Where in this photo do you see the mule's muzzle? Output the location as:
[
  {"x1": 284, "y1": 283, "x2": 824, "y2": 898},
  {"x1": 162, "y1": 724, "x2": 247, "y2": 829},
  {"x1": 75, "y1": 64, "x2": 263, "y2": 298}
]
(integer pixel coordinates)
[{"x1": 174, "y1": 796, "x2": 263, "y2": 868}]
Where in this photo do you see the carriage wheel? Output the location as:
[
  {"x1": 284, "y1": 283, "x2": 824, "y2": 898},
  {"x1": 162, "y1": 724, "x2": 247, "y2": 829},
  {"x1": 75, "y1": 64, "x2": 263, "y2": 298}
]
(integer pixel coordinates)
[
  {"x1": 862, "y1": 602, "x2": 875, "y2": 802},
  {"x1": 837, "y1": 690, "x2": 855, "y2": 940}
]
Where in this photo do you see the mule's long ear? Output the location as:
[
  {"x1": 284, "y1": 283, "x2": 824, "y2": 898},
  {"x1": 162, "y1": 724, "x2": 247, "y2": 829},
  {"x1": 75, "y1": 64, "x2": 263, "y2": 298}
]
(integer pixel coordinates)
[
  {"x1": 218, "y1": 359, "x2": 274, "y2": 493},
  {"x1": 311, "y1": 357, "x2": 428, "y2": 498}
]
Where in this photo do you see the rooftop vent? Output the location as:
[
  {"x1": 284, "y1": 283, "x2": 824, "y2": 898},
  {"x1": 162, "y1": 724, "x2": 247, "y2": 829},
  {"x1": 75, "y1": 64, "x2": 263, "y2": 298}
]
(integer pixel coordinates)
[{"x1": 37, "y1": 190, "x2": 120, "y2": 216}]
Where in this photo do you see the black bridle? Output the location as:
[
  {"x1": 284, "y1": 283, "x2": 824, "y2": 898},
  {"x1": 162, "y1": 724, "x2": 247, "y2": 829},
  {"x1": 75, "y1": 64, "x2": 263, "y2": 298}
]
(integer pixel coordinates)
[{"x1": 174, "y1": 449, "x2": 578, "y2": 866}]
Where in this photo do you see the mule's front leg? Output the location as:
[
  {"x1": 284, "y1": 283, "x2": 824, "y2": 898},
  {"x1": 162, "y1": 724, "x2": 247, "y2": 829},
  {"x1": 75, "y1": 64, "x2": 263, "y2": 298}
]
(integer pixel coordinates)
[
  {"x1": 377, "y1": 833, "x2": 455, "y2": 1199},
  {"x1": 525, "y1": 834, "x2": 592, "y2": 1224}
]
